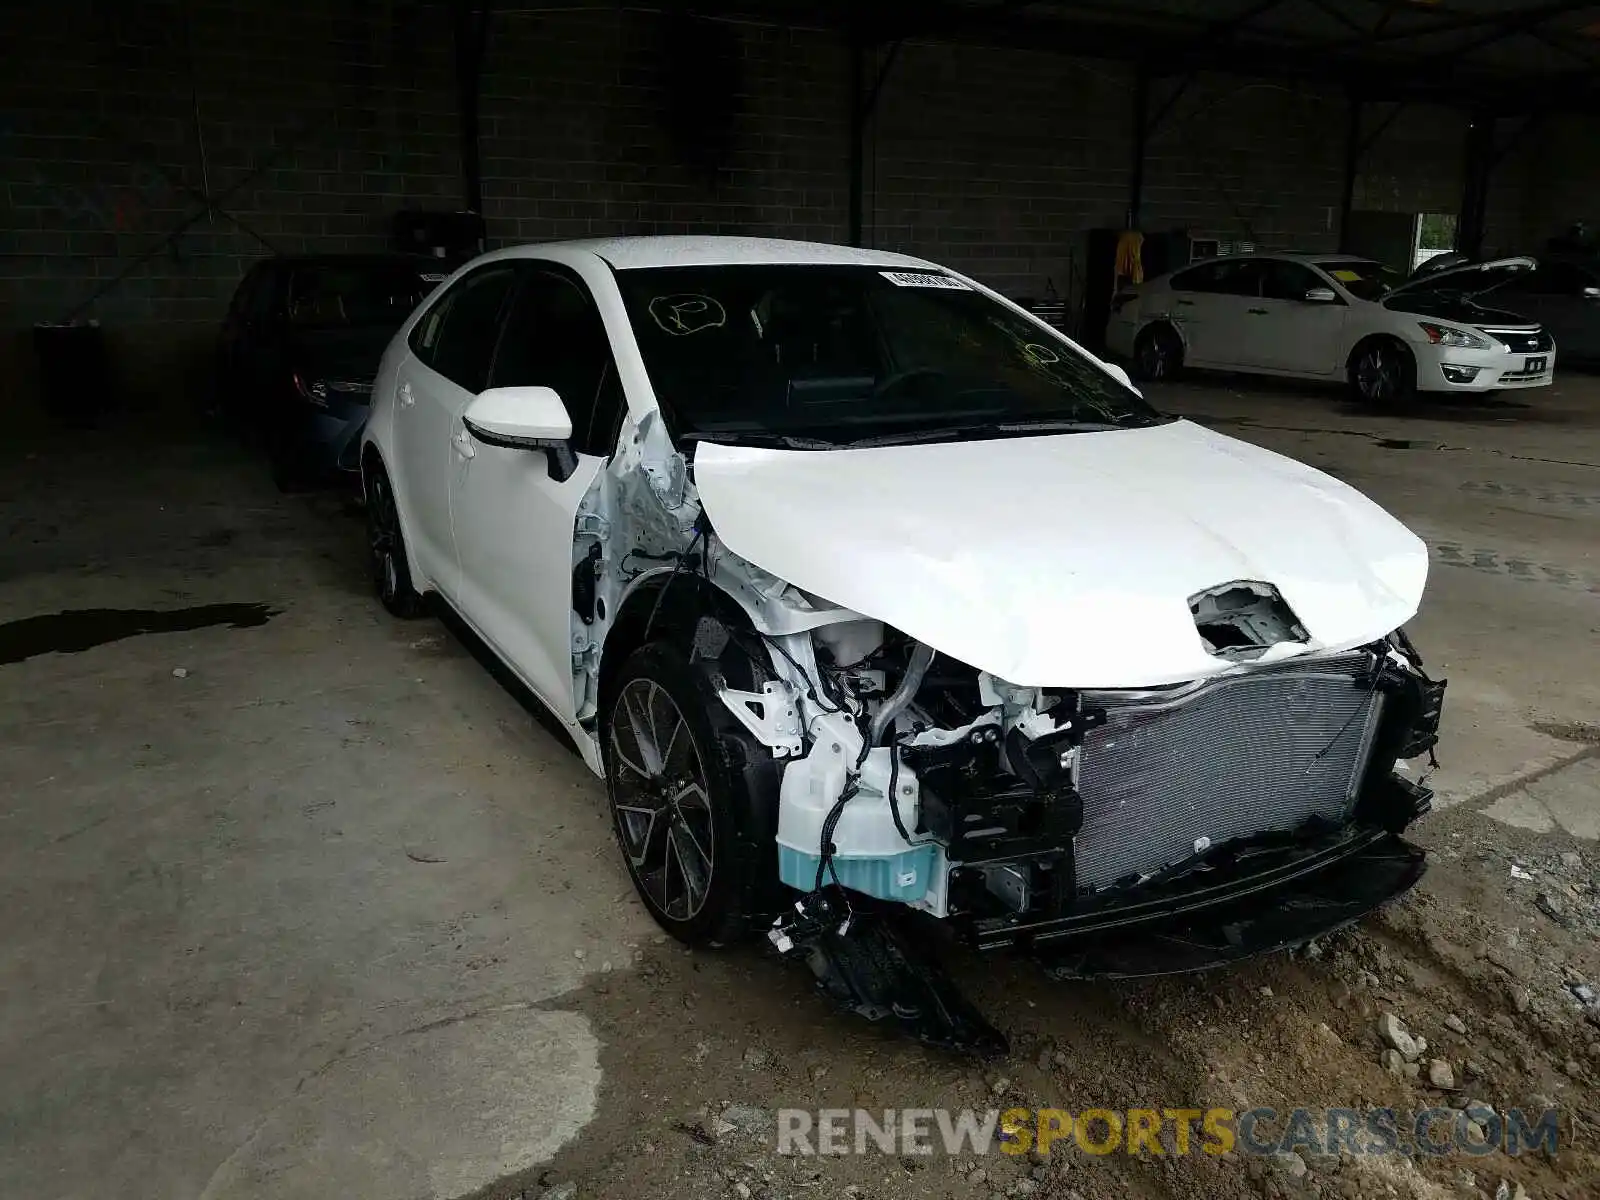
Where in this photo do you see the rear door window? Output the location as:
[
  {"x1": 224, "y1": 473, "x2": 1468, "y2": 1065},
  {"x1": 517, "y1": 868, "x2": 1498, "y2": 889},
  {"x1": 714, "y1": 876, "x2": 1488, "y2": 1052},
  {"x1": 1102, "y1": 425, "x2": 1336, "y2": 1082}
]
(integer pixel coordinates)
[{"x1": 1172, "y1": 260, "x2": 1264, "y2": 296}]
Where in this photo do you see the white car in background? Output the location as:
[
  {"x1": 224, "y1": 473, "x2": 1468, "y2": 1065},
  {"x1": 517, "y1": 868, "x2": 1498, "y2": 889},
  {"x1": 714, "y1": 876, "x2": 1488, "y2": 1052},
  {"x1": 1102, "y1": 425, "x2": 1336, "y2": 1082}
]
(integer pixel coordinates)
[
  {"x1": 1107, "y1": 253, "x2": 1555, "y2": 404},
  {"x1": 360, "y1": 236, "x2": 1446, "y2": 1052}
]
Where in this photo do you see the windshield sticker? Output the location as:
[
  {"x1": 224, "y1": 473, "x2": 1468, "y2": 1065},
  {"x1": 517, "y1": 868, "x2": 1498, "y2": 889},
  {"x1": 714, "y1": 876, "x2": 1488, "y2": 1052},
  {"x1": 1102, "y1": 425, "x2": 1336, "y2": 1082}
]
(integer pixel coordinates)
[
  {"x1": 1022, "y1": 342, "x2": 1061, "y2": 366},
  {"x1": 648, "y1": 294, "x2": 727, "y2": 336},
  {"x1": 1330, "y1": 269, "x2": 1362, "y2": 282},
  {"x1": 880, "y1": 271, "x2": 971, "y2": 290}
]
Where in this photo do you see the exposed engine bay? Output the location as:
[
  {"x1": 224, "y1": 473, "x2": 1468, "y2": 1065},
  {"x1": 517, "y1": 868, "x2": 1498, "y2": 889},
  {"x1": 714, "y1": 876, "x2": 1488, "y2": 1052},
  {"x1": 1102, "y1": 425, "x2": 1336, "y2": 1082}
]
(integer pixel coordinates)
[{"x1": 569, "y1": 411, "x2": 1447, "y2": 1053}]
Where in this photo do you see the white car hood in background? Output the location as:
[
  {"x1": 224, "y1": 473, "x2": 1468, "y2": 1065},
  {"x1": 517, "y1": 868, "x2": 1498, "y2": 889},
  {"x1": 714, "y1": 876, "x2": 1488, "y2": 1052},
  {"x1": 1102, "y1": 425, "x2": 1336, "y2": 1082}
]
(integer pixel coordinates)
[{"x1": 692, "y1": 420, "x2": 1429, "y2": 688}]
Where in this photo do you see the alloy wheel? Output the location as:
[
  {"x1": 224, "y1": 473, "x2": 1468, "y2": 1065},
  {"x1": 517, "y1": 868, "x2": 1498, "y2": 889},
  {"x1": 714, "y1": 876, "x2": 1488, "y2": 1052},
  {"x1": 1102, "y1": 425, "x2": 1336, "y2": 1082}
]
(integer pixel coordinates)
[
  {"x1": 1356, "y1": 344, "x2": 1399, "y2": 402},
  {"x1": 609, "y1": 678, "x2": 715, "y2": 922},
  {"x1": 367, "y1": 473, "x2": 400, "y2": 603},
  {"x1": 1137, "y1": 328, "x2": 1176, "y2": 380}
]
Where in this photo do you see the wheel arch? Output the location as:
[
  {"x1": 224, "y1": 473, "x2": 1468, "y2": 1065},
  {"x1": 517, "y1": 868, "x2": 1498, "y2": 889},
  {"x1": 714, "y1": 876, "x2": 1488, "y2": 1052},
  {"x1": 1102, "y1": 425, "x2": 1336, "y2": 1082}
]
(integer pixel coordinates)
[
  {"x1": 1140, "y1": 316, "x2": 1187, "y2": 349},
  {"x1": 1346, "y1": 330, "x2": 1411, "y2": 373},
  {"x1": 596, "y1": 571, "x2": 766, "y2": 732},
  {"x1": 594, "y1": 572, "x2": 789, "y2": 939},
  {"x1": 1132, "y1": 317, "x2": 1187, "y2": 380}
]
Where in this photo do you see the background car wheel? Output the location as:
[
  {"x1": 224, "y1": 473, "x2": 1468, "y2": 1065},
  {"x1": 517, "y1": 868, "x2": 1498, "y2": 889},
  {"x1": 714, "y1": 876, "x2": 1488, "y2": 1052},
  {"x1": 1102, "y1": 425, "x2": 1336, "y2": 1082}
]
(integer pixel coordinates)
[
  {"x1": 1349, "y1": 338, "x2": 1417, "y2": 407},
  {"x1": 1132, "y1": 323, "x2": 1184, "y2": 382},
  {"x1": 364, "y1": 461, "x2": 425, "y2": 618},
  {"x1": 602, "y1": 641, "x2": 779, "y2": 947}
]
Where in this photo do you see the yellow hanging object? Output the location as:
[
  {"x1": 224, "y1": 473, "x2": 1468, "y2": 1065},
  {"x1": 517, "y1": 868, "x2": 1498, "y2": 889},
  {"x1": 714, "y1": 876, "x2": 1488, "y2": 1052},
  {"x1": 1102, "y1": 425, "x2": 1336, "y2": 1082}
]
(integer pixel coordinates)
[{"x1": 1115, "y1": 230, "x2": 1145, "y2": 284}]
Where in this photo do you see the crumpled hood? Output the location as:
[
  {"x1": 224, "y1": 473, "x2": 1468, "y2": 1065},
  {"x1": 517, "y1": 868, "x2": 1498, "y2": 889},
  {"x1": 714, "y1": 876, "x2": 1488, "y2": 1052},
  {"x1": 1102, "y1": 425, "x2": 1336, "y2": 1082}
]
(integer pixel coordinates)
[{"x1": 692, "y1": 420, "x2": 1429, "y2": 688}]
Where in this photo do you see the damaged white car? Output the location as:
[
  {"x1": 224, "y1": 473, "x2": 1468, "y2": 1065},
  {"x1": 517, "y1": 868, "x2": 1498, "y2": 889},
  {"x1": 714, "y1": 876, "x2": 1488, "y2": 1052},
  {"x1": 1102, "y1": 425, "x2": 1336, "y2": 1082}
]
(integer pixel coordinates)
[{"x1": 361, "y1": 236, "x2": 1446, "y2": 1052}]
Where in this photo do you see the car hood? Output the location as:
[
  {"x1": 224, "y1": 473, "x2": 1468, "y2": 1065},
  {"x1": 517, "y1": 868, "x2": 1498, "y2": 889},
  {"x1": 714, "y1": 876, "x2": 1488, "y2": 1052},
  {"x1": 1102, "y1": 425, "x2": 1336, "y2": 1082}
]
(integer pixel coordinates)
[
  {"x1": 1382, "y1": 291, "x2": 1537, "y2": 328},
  {"x1": 692, "y1": 420, "x2": 1429, "y2": 688},
  {"x1": 1389, "y1": 255, "x2": 1535, "y2": 300}
]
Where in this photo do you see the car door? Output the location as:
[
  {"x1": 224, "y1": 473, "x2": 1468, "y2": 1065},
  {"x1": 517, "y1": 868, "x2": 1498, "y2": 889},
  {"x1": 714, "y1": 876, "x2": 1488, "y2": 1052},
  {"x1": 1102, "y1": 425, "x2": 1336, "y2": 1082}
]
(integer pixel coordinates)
[
  {"x1": 1168, "y1": 260, "x2": 1263, "y2": 367},
  {"x1": 448, "y1": 264, "x2": 624, "y2": 719},
  {"x1": 392, "y1": 262, "x2": 518, "y2": 598},
  {"x1": 1244, "y1": 259, "x2": 1347, "y2": 374}
]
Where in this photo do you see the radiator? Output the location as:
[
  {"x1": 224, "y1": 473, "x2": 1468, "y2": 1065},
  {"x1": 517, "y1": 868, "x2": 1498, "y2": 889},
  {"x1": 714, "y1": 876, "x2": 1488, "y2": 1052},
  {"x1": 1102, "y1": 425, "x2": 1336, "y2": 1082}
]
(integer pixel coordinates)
[{"x1": 1073, "y1": 653, "x2": 1383, "y2": 893}]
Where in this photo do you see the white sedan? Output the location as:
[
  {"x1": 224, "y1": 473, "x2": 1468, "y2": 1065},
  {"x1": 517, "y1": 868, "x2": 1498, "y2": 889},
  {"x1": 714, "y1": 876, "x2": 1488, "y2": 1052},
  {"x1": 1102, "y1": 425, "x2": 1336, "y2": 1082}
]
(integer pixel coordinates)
[
  {"x1": 360, "y1": 236, "x2": 1445, "y2": 1049},
  {"x1": 1106, "y1": 252, "x2": 1554, "y2": 404}
]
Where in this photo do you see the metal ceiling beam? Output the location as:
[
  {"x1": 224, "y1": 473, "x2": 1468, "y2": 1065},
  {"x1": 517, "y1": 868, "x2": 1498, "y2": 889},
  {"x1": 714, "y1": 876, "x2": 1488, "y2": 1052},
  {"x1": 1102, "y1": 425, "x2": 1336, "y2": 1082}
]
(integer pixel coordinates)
[
  {"x1": 1203, "y1": 0, "x2": 1295, "y2": 41},
  {"x1": 685, "y1": 0, "x2": 1600, "y2": 114},
  {"x1": 1324, "y1": 0, "x2": 1600, "y2": 49},
  {"x1": 1528, "y1": 24, "x2": 1600, "y2": 68},
  {"x1": 1302, "y1": 0, "x2": 1369, "y2": 37},
  {"x1": 1415, "y1": 1, "x2": 1600, "y2": 62}
]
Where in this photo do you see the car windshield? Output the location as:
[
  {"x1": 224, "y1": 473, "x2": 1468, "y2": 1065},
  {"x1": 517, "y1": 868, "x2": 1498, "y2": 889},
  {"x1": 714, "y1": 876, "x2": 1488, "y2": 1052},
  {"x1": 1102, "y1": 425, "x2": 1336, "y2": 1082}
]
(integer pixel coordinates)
[
  {"x1": 286, "y1": 263, "x2": 432, "y2": 330},
  {"x1": 615, "y1": 264, "x2": 1165, "y2": 446},
  {"x1": 1316, "y1": 260, "x2": 1399, "y2": 302}
]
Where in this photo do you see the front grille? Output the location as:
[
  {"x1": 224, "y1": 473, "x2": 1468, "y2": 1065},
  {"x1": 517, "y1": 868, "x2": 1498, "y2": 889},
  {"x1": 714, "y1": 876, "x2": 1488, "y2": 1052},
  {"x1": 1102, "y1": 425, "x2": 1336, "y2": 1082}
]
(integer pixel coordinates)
[
  {"x1": 1482, "y1": 328, "x2": 1553, "y2": 353},
  {"x1": 1073, "y1": 654, "x2": 1382, "y2": 893}
]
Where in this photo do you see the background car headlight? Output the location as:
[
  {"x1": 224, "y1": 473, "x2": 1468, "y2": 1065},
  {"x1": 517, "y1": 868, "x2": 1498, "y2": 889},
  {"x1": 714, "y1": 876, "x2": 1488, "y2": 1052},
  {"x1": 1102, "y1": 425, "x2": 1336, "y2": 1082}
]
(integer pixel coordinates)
[
  {"x1": 293, "y1": 375, "x2": 372, "y2": 407},
  {"x1": 1418, "y1": 322, "x2": 1490, "y2": 350}
]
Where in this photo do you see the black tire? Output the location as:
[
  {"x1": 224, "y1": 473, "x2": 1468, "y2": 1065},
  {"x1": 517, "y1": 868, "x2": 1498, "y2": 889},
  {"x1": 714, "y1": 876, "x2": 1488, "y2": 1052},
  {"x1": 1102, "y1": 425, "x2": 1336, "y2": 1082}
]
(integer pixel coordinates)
[
  {"x1": 364, "y1": 459, "x2": 426, "y2": 618},
  {"x1": 1132, "y1": 323, "x2": 1184, "y2": 382},
  {"x1": 1348, "y1": 337, "x2": 1417, "y2": 407},
  {"x1": 601, "y1": 641, "x2": 779, "y2": 947}
]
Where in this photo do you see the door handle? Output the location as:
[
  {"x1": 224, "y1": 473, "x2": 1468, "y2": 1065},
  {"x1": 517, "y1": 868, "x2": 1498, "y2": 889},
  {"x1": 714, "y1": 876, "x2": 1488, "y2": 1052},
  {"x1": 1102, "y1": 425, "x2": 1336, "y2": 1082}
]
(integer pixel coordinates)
[
  {"x1": 451, "y1": 428, "x2": 476, "y2": 460},
  {"x1": 398, "y1": 381, "x2": 415, "y2": 408},
  {"x1": 1248, "y1": 307, "x2": 1269, "y2": 315}
]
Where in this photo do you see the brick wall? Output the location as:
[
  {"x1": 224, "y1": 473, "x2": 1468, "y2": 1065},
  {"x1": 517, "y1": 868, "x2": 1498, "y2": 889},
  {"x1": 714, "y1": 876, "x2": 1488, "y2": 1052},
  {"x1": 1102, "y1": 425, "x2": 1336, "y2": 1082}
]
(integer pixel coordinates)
[
  {"x1": 1507, "y1": 113, "x2": 1600, "y2": 253},
  {"x1": 864, "y1": 42, "x2": 1133, "y2": 300},
  {"x1": 1142, "y1": 75, "x2": 1348, "y2": 253},
  {"x1": 0, "y1": 0, "x2": 1578, "y2": 412},
  {"x1": 478, "y1": 9, "x2": 849, "y2": 246}
]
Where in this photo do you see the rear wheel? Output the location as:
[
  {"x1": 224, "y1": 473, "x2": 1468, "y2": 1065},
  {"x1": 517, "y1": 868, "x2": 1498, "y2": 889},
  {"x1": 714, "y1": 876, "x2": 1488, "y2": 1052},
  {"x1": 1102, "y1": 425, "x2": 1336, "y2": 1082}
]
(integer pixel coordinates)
[
  {"x1": 1133, "y1": 323, "x2": 1184, "y2": 382},
  {"x1": 364, "y1": 459, "x2": 426, "y2": 618},
  {"x1": 602, "y1": 641, "x2": 778, "y2": 946},
  {"x1": 1349, "y1": 338, "x2": 1417, "y2": 407}
]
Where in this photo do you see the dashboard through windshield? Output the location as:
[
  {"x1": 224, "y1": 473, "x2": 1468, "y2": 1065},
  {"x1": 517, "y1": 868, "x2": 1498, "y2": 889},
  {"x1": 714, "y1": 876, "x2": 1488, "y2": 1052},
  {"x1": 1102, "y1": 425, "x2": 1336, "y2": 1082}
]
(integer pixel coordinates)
[
  {"x1": 1316, "y1": 260, "x2": 1399, "y2": 302},
  {"x1": 614, "y1": 264, "x2": 1164, "y2": 446}
]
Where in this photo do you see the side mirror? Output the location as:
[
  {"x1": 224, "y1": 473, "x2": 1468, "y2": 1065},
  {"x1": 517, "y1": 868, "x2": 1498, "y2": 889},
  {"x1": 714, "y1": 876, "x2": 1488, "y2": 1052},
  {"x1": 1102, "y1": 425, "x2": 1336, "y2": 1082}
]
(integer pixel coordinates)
[
  {"x1": 1302, "y1": 287, "x2": 1338, "y2": 303},
  {"x1": 1101, "y1": 361, "x2": 1139, "y2": 393},
  {"x1": 463, "y1": 385, "x2": 578, "y2": 481},
  {"x1": 1584, "y1": 286, "x2": 1600, "y2": 299}
]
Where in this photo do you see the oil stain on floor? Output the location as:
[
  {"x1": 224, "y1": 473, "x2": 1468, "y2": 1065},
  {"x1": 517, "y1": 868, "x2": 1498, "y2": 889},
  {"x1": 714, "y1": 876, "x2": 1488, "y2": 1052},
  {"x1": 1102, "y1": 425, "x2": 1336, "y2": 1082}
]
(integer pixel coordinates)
[{"x1": 0, "y1": 603, "x2": 280, "y2": 665}]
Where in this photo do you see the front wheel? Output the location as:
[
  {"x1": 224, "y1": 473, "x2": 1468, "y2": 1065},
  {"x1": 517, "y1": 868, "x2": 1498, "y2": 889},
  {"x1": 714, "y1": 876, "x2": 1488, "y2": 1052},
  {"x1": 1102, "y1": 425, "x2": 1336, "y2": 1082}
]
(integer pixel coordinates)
[
  {"x1": 602, "y1": 641, "x2": 778, "y2": 946},
  {"x1": 1349, "y1": 339, "x2": 1417, "y2": 407}
]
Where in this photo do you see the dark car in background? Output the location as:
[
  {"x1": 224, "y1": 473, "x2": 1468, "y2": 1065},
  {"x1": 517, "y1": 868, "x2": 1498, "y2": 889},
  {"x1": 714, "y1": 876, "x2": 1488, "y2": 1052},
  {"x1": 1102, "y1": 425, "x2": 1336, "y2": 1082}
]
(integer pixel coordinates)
[
  {"x1": 1482, "y1": 257, "x2": 1600, "y2": 366},
  {"x1": 218, "y1": 254, "x2": 445, "y2": 487}
]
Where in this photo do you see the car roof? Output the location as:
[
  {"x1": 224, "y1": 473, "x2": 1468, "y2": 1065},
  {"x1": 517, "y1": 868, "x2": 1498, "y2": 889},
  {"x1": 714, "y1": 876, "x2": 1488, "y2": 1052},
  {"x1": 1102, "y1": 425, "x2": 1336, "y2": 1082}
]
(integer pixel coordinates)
[{"x1": 480, "y1": 235, "x2": 942, "y2": 272}]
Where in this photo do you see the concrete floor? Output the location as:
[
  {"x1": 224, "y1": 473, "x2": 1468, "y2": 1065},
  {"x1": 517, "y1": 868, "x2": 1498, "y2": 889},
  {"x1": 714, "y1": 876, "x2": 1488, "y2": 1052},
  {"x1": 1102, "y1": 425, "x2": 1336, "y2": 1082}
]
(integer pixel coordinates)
[{"x1": 1, "y1": 371, "x2": 1596, "y2": 1200}]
